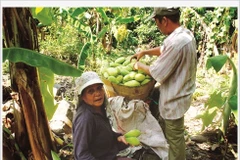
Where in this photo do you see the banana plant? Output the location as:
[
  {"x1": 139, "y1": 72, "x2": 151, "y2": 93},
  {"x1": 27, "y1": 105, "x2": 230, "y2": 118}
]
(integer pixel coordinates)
[
  {"x1": 3, "y1": 47, "x2": 83, "y2": 119},
  {"x1": 65, "y1": 7, "x2": 139, "y2": 68}
]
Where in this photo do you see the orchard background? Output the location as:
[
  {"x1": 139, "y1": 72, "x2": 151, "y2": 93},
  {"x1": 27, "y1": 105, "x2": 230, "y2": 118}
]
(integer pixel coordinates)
[{"x1": 2, "y1": 7, "x2": 238, "y2": 160}]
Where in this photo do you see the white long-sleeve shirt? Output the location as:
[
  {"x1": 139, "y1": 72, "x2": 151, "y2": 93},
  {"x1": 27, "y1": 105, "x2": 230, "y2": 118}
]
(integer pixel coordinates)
[{"x1": 150, "y1": 26, "x2": 197, "y2": 120}]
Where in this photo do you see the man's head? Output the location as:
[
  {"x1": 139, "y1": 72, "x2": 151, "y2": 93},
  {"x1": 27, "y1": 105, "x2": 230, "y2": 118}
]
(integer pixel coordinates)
[
  {"x1": 148, "y1": 7, "x2": 180, "y2": 20},
  {"x1": 147, "y1": 7, "x2": 181, "y2": 35}
]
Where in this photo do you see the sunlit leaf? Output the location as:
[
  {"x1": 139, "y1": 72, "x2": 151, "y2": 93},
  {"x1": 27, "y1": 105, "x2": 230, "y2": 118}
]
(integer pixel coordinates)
[
  {"x1": 116, "y1": 16, "x2": 135, "y2": 24},
  {"x1": 232, "y1": 110, "x2": 238, "y2": 125},
  {"x1": 205, "y1": 91, "x2": 225, "y2": 109},
  {"x1": 51, "y1": 150, "x2": 61, "y2": 160},
  {"x1": 38, "y1": 67, "x2": 56, "y2": 120},
  {"x1": 78, "y1": 42, "x2": 91, "y2": 70},
  {"x1": 97, "y1": 26, "x2": 108, "y2": 39},
  {"x1": 31, "y1": 7, "x2": 53, "y2": 25},
  {"x1": 96, "y1": 8, "x2": 109, "y2": 24},
  {"x1": 134, "y1": 15, "x2": 141, "y2": 21},
  {"x1": 71, "y1": 8, "x2": 86, "y2": 17},
  {"x1": 3, "y1": 47, "x2": 83, "y2": 77},
  {"x1": 228, "y1": 95, "x2": 237, "y2": 111},
  {"x1": 198, "y1": 107, "x2": 218, "y2": 129},
  {"x1": 206, "y1": 55, "x2": 228, "y2": 72},
  {"x1": 35, "y1": 7, "x2": 44, "y2": 14}
]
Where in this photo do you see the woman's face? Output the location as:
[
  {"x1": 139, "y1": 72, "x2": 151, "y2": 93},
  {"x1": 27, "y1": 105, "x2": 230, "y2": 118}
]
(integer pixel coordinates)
[{"x1": 81, "y1": 83, "x2": 105, "y2": 108}]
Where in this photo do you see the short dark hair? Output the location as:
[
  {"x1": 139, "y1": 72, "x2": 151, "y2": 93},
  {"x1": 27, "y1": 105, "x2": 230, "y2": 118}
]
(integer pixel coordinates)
[{"x1": 155, "y1": 12, "x2": 180, "y2": 23}]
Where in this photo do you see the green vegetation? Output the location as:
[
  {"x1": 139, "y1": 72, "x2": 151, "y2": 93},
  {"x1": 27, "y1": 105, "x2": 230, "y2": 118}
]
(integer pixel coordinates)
[
  {"x1": 2, "y1": 7, "x2": 238, "y2": 159},
  {"x1": 32, "y1": 7, "x2": 240, "y2": 134}
]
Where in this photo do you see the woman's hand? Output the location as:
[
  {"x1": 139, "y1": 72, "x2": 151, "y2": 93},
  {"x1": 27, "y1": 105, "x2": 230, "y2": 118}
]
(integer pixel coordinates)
[{"x1": 117, "y1": 136, "x2": 129, "y2": 145}]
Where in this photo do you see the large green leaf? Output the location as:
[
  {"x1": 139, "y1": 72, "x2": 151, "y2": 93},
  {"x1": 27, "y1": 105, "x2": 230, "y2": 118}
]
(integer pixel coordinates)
[
  {"x1": 3, "y1": 47, "x2": 83, "y2": 77},
  {"x1": 96, "y1": 8, "x2": 109, "y2": 24},
  {"x1": 196, "y1": 107, "x2": 218, "y2": 130},
  {"x1": 116, "y1": 16, "x2": 135, "y2": 24},
  {"x1": 228, "y1": 94, "x2": 238, "y2": 125},
  {"x1": 31, "y1": 7, "x2": 54, "y2": 26},
  {"x1": 222, "y1": 56, "x2": 238, "y2": 134},
  {"x1": 97, "y1": 26, "x2": 108, "y2": 39},
  {"x1": 51, "y1": 150, "x2": 61, "y2": 160},
  {"x1": 71, "y1": 8, "x2": 86, "y2": 18},
  {"x1": 38, "y1": 67, "x2": 56, "y2": 120},
  {"x1": 205, "y1": 91, "x2": 225, "y2": 109},
  {"x1": 78, "y1": 42, "x2": 91, "y2": 70},
  {"x1": 228, "y1": 95, "x2": 237, "y2": 111},
  {"x1": 206, "y1": 55, "x2": 228, "y2": 72}
]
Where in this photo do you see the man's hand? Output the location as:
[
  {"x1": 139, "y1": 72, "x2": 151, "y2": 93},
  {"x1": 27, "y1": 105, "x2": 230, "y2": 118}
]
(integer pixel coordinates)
[
  {"x1": 133, "y1": 62, "x2": 151, "y2": 76},
  {"x1": 130, "y1": 51, "x2": 145, "y2": 62},
  {"x1": 133, "y1": 61, "x2": 139, "y2": 70}
]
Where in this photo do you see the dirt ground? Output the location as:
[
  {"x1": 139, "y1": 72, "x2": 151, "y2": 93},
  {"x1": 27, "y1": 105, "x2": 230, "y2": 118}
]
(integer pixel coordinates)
[{"x1": 184, "y1": 99, "x2": 238, "y2": 160}]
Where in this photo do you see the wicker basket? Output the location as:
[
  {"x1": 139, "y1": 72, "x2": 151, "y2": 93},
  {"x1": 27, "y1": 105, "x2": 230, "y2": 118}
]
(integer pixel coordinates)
[{"x1": 102, "y1": 78, "x2": 156, "y2": 101}]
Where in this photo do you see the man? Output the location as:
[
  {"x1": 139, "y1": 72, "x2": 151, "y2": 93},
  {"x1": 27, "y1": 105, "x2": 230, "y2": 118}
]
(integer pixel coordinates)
[{"x1": 131, "y1": 7, "x2": 197, "y2": 160}]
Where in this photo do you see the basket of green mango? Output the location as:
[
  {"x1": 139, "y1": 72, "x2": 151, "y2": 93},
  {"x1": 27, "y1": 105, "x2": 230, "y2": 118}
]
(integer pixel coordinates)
[{"x1": 101, "y1": 56, "x2": 156, "y2": 101}]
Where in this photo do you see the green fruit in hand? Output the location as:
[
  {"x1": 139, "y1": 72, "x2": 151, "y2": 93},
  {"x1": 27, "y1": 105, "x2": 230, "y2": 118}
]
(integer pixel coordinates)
[
  {"x1": 126, "y1": 137, "x2": 141, "y2": 146},
  {"x1": 124, "y1": 129, "x2": 141, "y2": 138}
]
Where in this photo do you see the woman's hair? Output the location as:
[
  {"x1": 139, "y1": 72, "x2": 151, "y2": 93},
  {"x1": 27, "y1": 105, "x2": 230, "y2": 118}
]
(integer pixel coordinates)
[{"x1": 155, "y1": 12, "x2": 180, "y2": 23}]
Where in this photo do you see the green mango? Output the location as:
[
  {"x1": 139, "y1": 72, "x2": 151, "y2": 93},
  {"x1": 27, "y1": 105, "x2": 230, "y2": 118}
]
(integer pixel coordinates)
[
  {"x1": 116, "y1": 75, "x2": 123, "y2": 84},
  {"x1": 123, "y1": 74, "x2": 133, "y2": 82},
  {"x1": 120, "y1": 68, "x2": 130, "y2": 76},
  {"x1": 108, "y1": 76, "x2": 118, "y2": 84},
  {"x1": 141, "y1": 79, "x2": 151, "y2": 85},
  {"x1": 145, "y1": 75, "x2": 152, "y2": 79},
  {"x1": 125, "y1": 137, "x2": 141, "y2": 146},
  {"x1": 129, "y1": 71, "x2": 137, "y2": 79},
  {"x1": 124, "y1": 66, "x2": 133, "y2": 71},
  {"x1": 110, "y1": 62, "x2": 120, "y2": 67},
  {"x1": 124, "y1": 129, "x2": 141, "y2": 138},
  {"x1": 124, "y1": 80, "x2": 140, "y2": 87},
  {"x1": 103, "y1": 72, "x2": 109, "y2": 79},
  {"x1": 107, "y1": 67, "x2": 119, "y2": 77},
  {"x1": 115, "y1": 57, "x2": 125, "y2": 64},
  {"x1": 122, "y1": 59, "x2": 131, "y2": 66},
  {"x1": 135, "y1": 73, "x2": 145, "y2": 82},
  {"x1": 122, "y1": 56, "x2": 132, "y2": 66}
]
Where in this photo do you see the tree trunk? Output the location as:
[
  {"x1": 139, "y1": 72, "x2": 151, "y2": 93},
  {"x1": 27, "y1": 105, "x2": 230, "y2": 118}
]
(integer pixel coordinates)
[{"x1": 3, "y1": 8, "x2": 55, "y2": 160}]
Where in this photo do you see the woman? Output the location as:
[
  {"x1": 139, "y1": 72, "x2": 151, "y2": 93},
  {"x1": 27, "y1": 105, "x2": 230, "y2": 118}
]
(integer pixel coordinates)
[{"x1": 72, "y1": 71, "x2": 132, "y2": 160}]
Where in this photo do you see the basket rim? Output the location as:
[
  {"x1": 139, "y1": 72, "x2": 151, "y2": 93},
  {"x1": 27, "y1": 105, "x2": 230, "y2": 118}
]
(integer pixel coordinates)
[{"x1": 102, "y1": 78, "x2": 156, "y2": 100}]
